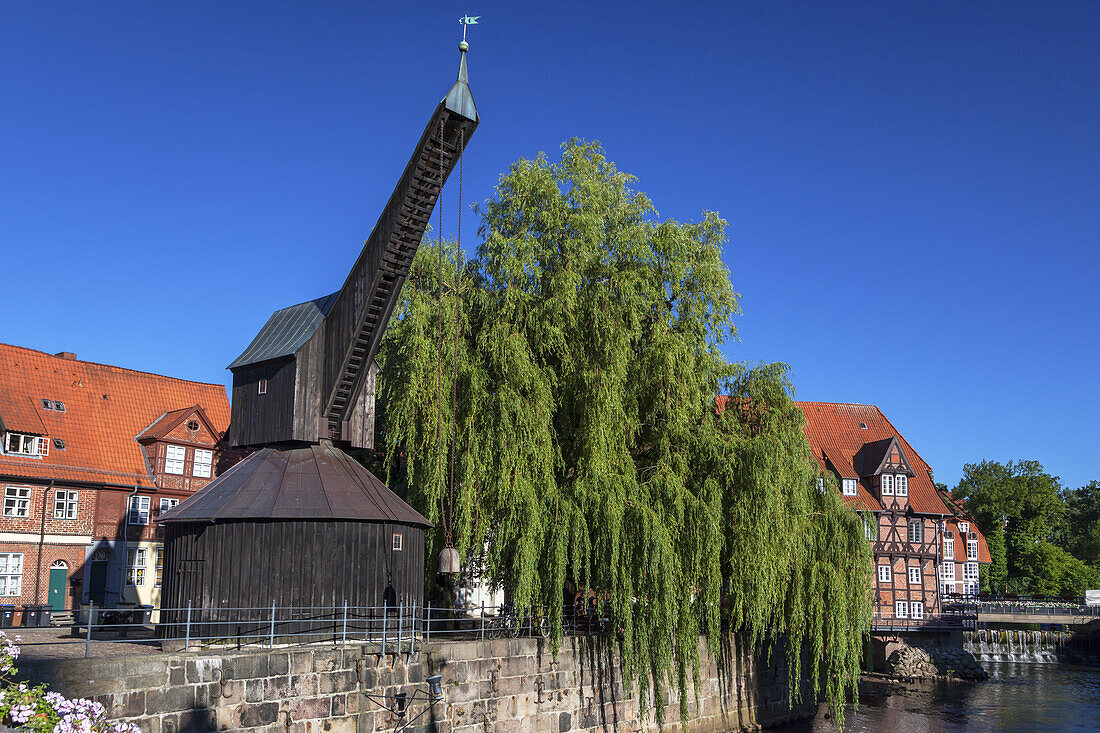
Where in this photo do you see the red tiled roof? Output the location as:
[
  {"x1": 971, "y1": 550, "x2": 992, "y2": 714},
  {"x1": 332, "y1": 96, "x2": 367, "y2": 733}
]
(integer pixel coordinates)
[
  {"x1": 0, "y1": 344, "x2": 230, "y2": 488},
  {"x1": 795, "y1": 401, "x2": 950, "y2": 515},
  {"x1": 0, "y1": 392, "x2": 48, "y2": 435}
]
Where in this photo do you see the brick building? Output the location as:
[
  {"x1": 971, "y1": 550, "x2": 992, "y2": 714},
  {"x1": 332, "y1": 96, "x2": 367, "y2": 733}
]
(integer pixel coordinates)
[
  {"x1": 0, "y1": 344, "x2": 230, "y2": 611},
  {"x1": 796, "y1": 402, "x2": 991, "y2": 623}
]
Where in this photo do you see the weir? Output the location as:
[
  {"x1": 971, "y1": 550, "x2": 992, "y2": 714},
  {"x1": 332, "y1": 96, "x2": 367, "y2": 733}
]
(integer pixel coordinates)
[{"x1": 963, "y1": 628, "x2": 1073, "y2": 664}]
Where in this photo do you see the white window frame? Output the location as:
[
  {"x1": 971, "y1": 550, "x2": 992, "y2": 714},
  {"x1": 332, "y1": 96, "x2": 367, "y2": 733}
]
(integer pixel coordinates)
[
  {"x1": 842, "y1": 479, "x2": 857, "y2": 497},
  {"x1": 878, "y1": 565, "x2": 892, "y2": 583},
  {"x1": 908, "y1": 519, "x2": 923, "y2": 544},
  {"x1": 943, "y1": 533, "x2": 955, "y2": 560},
  {"x1": 967, "y1": 538, "x2": 979, "y2": 561},
  {"x1": 942, "y1": 583, "x2": 954, "y2": 596},
  {"x1": 895, "y1": 601, "x2": 908, "y2": 618},
  {"x1": 258, "y1": 379, "x2": 268, "y2": 395},
  {"x1": 155, "y1": 547, "x2": 164, "y2": 588},
  {"x1": 911, "y1": 601, "x2": 924, "y2": 619},
  {"x1": 193, "y1": 449, "x2": 212, "y2": 479},
  {"x1": 908, "y1": 566, "x2": 921, "y2": 584},
  {"x1": 863, "y1": 514, "x2": 876, "y2": 542},
  {"x1": 3, "y1": 487, "x2": 31, "y2": 518},
  {"x1": 940, "y1": 562, "x2": 955, "y2": 581},
  {"x1": 128, "y1": 496, "x2": 151, "y2": 525},
  {"x1": 392, "y1": 533, "x2": 403, "y2": 551},
  {"x1": 158, "y1": 498, "x2": 179, "y2": 516},
  {"x1": 164, "y1": 445, "x2": 186, "y2": 475},
  {"x1": 0, "y1": 553, "x2": 23, "y2": 596},
  {"x1": 959, "y1": 522, "x2": 969, "y2": 534},
  {"x1": 126, "y1": 547, "x2": 147, "y2": 586},
  {"x1": 815, "y1": 477, "x2": 824, "y2": 493},
  {"x1": 880, "y1": 474, "x2": 894, "y2": 495},
  {"x1": 895, "y1": 474, "x2": 908, "y2": 496},
  {"x1": 53, "y1": 489, "x2": 78, "y2": 520},
  {"x1": 3, "y1": 433, "x2": 48, "y2": 457},
  {"x1": 964, "y1": 562, "x2": 979, "y2": 581}
]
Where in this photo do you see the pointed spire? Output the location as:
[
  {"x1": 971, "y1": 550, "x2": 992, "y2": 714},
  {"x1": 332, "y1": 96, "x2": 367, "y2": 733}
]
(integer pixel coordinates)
[{"x1": 443, "y1": 39, "x2": 477, "y2": 121}]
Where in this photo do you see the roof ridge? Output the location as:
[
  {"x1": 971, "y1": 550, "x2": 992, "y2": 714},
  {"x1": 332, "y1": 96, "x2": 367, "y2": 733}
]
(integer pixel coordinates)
[{"x1": 0, "y1": 343, "x2": 226, "y2": 388}]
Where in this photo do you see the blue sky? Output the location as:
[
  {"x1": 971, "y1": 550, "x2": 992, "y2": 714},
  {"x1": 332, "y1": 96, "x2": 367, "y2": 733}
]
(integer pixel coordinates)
[{"x1": 2, "y1": 2, "x2": 1097, "y2": 490}]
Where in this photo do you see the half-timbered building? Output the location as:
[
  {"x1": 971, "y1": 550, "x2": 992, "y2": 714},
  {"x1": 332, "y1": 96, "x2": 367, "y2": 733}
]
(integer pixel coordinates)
[
  {"x1": 0, "y1": 343, "x2": 230, "y2": 612},
  {"x1": 797, "y1": 401, "x2": 990, "y2": 624}
]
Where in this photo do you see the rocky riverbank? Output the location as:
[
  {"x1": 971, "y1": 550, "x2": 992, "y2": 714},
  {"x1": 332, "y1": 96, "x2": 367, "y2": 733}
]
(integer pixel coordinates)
[{"x1": 881, "y1": 644, "x2": 989, "y2": 682}]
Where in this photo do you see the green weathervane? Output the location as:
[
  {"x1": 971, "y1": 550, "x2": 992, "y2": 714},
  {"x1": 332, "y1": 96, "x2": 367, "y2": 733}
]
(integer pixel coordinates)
[{"x1": 459, "y1": 15, "x2": 479, "y2": 51}]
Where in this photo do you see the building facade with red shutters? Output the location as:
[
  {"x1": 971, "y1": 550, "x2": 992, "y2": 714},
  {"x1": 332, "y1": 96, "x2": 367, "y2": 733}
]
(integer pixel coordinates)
[
  {"x1": 0, "y1": 344, "x2": 231, "y2": 611},
  {"x1": 796, "y1": 402, "x2": 991, "y2": 626}
]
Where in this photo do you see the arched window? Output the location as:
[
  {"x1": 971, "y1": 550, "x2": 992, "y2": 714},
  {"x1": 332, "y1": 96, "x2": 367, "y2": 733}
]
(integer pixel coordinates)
[{"x1": 50, "y1": 560, "x2": 67, "y2": 569}]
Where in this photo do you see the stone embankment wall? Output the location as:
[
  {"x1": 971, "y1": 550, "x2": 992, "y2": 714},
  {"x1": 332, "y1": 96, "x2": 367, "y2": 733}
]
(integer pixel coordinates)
[{"x1": 16, "y1": 636, "x2": 815, "y2": 733}]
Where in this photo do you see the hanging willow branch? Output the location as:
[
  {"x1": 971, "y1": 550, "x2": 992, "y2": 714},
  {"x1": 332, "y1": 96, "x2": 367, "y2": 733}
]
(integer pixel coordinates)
[{"x1": 378, "y1": 140, "x2": 871, "y2": 723}]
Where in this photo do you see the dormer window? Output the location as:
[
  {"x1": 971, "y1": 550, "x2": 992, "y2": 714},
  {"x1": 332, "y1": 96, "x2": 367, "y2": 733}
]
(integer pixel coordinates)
[
  {"x1": 859, "y1": 423, "x2": 867, "y2": 429},
  {"x1": 165, "y1": 445, "x2": 186, "y2": 475},
  {"x1": 959, "y1": 522, "x2": 969, "y2": 534},
  {"x1": 41, "y1": 399, "x2": 52, "y2": 410},
  {"x1": 842, "y1": 479, "x2": 858, "y2": 497},
  {"x1": 895, "y1": 475, "x2": 908, "y2": 496},
  {"x1": 880, "y1": 474, "x2": 894, "y2": 496},
  {"x1": 3, "y1": 433, "x2": 48, "y2": 457}
]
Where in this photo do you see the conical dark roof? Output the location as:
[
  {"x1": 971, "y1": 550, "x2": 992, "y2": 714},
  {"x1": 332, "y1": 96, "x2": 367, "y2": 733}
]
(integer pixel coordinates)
[{"x1": 158, "y1": 443, "x2": 431, "y2": 527}]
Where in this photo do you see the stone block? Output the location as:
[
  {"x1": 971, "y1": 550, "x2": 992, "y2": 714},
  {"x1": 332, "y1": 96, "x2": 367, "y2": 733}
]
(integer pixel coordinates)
[
  {"x1": 172, "y1": 708, "x2": 217, "y2": 733},
  {"x1": 291, "y1": 651, "x2": 314, "y2": 674},
  {"x1": 264, "y1": 674, "x2": 300, "y2": 701},
  {"x1": 320, "y1": 670, "x2": 358, "y2": 694},
  {"x1": 269, "y1": 652, "x2": 290, "y2": 676},
  {"x1": 169, "y1": 666, "x2": 186, "y2": 686},
  {"x1": 331, "y1": 693, "x2": 347, "y2": 717},
  {"x1": 245, "y1": 678, "x2": 265, "y2": 703},
  {"x1": 234, "y1": 701, "x2": 280, "y2": 728},
  {"x1": 558, "y1": 711, "x2": 571, "y2": 732},
  {"x1": 313, "y1": 650, "x2": 342, "y2": 673},
  {"x1": 445, "y1": 682, "x2": 480, "y2": 704},
  {"x1": 292, "y1": 696, "x2": 331, "y2": 721},
  {"x1": 145, "y1": 684, "x2": 198, "y2": 715}
]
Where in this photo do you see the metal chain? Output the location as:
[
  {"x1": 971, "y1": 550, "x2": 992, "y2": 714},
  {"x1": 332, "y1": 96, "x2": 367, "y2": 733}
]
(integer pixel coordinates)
[
  {"x1": 435, "y1": 120, "x2": 447, "y2": 541},
  {"x1": 447, "y1": 128, "x2": 464, "y2": 547}
]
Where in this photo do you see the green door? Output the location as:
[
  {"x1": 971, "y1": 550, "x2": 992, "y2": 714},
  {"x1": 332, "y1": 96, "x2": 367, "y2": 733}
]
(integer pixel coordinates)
[{"x1": 48, "y1": 566, "x2": 68, "y2": 611}]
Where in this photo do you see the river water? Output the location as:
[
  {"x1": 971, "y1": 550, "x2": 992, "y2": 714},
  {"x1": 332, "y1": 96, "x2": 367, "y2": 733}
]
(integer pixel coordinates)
[{"x1": 777, "y1": 662, "x2": 1100, "y2": 732}]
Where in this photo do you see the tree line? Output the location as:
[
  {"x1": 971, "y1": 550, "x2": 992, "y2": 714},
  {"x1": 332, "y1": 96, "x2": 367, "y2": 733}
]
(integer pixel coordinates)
[{"x1": 948, "y1": 460, "x2": 1099, "y2": 597}]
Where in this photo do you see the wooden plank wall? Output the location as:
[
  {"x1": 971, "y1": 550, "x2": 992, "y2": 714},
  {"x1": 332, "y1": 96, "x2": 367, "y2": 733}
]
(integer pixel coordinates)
[
  {"x1": 161, "y1": 520, "x2": 424, "y2": 639},
  {"x1": 228, "y1": 358, "x2": 297, "y2": 447}
]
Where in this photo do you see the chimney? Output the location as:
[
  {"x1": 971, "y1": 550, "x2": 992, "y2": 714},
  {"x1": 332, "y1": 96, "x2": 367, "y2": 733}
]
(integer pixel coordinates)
[{"x1": 55, "y1": 352, "x2": 78, "y2": 360}]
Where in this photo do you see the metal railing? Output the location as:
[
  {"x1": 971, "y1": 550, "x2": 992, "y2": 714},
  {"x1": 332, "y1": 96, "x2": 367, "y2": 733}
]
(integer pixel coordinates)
[
  {"x1": 8, "y1": 602, "x2": 594, "y2": 659},
  {"x1": 870, "y1": 611, "x2": 976, "y2": 633},
  {"x1": 971, "y1": 602, "x2": 1100, "y2": 618}
]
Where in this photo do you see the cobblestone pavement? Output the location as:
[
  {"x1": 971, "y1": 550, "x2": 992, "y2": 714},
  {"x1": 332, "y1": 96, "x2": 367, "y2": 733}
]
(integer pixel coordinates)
[{"x1": 5, "y1": 626, "x2": 161, "y2": 661}]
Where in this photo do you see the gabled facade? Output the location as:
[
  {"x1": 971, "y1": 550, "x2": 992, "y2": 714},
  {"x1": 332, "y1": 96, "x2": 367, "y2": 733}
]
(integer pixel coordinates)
[
  {"x1": 0, "y1": 344, "x2": 230, "y2": 611},
  {"x1": 797, "y1": 401, "x2": 991, "y2": 625}
]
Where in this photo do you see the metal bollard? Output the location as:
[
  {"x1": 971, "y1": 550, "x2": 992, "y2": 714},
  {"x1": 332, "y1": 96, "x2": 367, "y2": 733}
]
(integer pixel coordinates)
[
  {"x1": 184, "y1": 601, "x2": 192, "y2": 651},
  {"x1": 85, "y1": 602, "x2": 94, "y2": 658}
]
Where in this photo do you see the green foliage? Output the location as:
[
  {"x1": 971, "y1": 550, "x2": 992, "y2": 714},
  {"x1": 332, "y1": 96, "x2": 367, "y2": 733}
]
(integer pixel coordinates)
[
  {"x1": 955, "y1": 460, "x2": 1098, "y2": 595},
  {"x1": 378, "y1": 140, "x2": 871, "y2": 722},
  {"x1": 1062, "y1": 480, "x2": 1100, "y2": 567}
]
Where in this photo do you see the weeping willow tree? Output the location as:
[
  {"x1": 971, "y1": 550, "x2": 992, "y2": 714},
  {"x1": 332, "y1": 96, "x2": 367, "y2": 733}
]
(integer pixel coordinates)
[{"x1": 378, "y1": 140, "x2": 871, "y2": 720}]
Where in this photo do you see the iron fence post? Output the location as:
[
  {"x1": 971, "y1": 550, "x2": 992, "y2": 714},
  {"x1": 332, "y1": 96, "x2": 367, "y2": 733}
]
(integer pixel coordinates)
[
  {"x1": 382, "y1": 605, "x2": 387, "y2": 655},
  {"x1": 85, "y1": 602, "x2": 94, "y2": 658},
  {"x1": 342, "y1": 600, "x2": 348, "y2": 646},
  {"x1": 184, "y1": 601, "x2": 192, "y2": 651},
  {"x1": 269, "y1": 601, "x2": 276, "y2": 648},
  {"x1": 480, "y1": 600, "x2": 485, "y2": 641},
  {"x1": 425, "y1": 604, "x2": 431, "y2": 644},
  {"x1": 398, "y1": 598, "x2": 404, "y2": 656}
]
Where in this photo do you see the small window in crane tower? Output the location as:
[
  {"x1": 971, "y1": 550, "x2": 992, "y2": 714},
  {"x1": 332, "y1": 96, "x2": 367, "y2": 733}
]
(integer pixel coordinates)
[
  {"x1": 859, "y1": 422, "x2": 868, "y2": 429},
  {"x1": 258, "y1": 379, "x2": 268, "y2": 395},
  {"x1": 392, "y1": 533, "x2": 403, "y2": 551}
]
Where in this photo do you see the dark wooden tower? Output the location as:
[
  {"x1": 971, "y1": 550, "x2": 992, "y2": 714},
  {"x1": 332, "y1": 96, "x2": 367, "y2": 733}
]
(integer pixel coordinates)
[
  {"x1": 227, "y1": 48, "x2": 478, "y2": 449},
  {"x1": 158, "y1": 44, "x2": 478, "y2": 628}
]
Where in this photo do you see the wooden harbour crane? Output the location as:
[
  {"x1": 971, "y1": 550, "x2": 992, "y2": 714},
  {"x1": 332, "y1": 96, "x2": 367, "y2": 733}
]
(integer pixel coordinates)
[{"x1": 158, "y1": 38, "x2": 479, "y2": 623}]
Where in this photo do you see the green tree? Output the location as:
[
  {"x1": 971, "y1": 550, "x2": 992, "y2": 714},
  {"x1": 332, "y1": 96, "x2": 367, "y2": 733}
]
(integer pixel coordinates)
[
  {"x1": 955, "y1": 460, "x2": 1070, "y2": 594},
  {"x1": 378, "y1": 141, "x2": 871, "y2": 720},
  {"x1": 1061, "y1": 481, "x2": 1100, "y2": 568}
]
